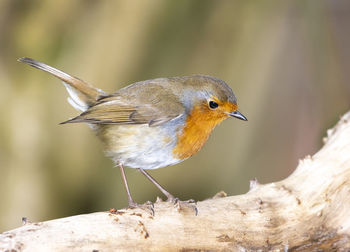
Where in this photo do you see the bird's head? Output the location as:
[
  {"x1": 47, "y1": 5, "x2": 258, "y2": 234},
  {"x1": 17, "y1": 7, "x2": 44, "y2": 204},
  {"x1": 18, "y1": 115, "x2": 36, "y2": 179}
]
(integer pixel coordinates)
[{"x1": 182, "y1": 75, "x2": 247, "y2": 124}]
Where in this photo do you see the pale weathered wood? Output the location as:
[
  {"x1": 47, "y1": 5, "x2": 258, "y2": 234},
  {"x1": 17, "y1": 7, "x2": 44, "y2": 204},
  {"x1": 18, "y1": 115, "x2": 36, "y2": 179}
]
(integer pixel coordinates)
[{"x1": 2, "y1": 111, "x2": 350, "y2": 251}]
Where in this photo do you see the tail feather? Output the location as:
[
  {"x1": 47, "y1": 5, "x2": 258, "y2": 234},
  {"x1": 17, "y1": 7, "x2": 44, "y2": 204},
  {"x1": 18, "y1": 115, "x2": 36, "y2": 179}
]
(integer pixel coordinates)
[{"x1": 18, "y1": 57, "x2": 107, "y2": 111}]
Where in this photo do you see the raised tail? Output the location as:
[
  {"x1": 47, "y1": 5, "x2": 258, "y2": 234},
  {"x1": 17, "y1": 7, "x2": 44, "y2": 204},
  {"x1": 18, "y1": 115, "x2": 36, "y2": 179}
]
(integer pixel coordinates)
[{"x1": 18, "y1": 57, "x2": 107, "y2": 112}]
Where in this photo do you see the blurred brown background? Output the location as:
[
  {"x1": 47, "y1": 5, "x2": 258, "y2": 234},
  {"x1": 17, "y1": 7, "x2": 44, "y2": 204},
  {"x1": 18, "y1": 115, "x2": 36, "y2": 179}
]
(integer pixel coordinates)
[{"x1": 1, "y1": 0, "x2": 350, "y2": 232}]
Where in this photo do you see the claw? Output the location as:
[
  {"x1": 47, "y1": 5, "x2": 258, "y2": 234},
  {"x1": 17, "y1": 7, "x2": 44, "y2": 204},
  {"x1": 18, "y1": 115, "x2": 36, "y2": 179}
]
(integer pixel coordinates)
[
  {"x1": 156, "y1": 196, "x2": 164, "y2": 203},
  {"x1": 172, "y1": 197, "x2": 179, "y2": 204},
  {"x1": 145, "y1": 200, "x2": 154, "y2": 209},
  {"x1": 170, "y1": 198, "x2": 198, "y2": 216},
  {"x1": 128, "y1": 201, "x2": 155, "y2": 216},
  {"x1": 166, "y1": 195, "x2": 176, "y2": 203}
]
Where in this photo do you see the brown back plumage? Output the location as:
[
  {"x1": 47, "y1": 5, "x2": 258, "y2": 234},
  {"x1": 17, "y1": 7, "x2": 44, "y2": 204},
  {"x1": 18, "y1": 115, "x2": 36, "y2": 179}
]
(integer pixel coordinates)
[
  {"x1": 65, "y1": 83, "x2": 185, "y2": 126},
  {"x1": 19, "y1": 58, "x2": 237, "y2": 128},
  {"x1": 19, "y1": 58, "x2": 185, "y2": 126}
]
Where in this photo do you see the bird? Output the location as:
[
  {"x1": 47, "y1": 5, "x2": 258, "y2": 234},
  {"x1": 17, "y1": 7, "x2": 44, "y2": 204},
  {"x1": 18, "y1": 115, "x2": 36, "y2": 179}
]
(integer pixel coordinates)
[{"x1": 19, "y1": 57, "x2": 247, "y2": 212}]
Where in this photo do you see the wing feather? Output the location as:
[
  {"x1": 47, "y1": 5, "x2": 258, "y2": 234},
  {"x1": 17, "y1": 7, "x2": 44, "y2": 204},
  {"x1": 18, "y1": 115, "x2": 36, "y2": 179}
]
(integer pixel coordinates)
[{"x1": 61, "y1": 82, "x2": 185, "y2": 126}]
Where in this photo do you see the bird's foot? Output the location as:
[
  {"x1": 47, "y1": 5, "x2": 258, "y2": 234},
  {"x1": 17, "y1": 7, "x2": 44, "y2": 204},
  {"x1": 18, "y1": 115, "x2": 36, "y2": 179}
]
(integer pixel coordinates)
[
  {"x1": 128, "y1": 200, "x2": 154, "y2": 216},
  {"x1": 167, "y1": 196, "x2": 198, "y2": 215}
]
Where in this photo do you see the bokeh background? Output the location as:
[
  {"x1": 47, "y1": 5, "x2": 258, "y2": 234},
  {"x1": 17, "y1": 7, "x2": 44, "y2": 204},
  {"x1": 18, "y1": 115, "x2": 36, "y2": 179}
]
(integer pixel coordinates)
[{"x1": 1, "y1": 0, "x2": 350, "y2": 231}]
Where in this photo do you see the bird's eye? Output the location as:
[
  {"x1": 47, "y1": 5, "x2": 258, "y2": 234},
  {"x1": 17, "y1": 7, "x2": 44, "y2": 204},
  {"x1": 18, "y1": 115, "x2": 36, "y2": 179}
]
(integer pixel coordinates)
[{"x1": 209, "y1": 100, "x2": 219, "y2": 109}]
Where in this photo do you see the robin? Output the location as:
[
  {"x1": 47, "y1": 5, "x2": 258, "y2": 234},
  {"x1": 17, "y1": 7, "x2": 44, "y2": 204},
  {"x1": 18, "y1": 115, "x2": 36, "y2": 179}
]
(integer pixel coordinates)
[{"x1": 19, "y1": 57, "x2": 247, "y2": 212}]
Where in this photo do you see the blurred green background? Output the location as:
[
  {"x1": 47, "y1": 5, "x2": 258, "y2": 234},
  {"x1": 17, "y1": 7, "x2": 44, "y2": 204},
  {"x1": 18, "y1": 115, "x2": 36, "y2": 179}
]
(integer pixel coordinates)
[{"x1": 1, "y1": 0, "x2": 350, "y2": 232}]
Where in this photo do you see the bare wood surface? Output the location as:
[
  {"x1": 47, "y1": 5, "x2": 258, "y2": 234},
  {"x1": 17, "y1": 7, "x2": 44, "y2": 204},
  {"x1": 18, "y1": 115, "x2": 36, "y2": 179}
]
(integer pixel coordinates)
[{"x1": 1, "y1": 111, "x2": 350, "y2": 251}]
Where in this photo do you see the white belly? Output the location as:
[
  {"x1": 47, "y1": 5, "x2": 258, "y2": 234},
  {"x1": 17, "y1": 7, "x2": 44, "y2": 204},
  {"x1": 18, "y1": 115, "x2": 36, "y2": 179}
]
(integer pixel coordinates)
[{"x1": 95, "y1": 118, "x2": 185, "y2": 169}]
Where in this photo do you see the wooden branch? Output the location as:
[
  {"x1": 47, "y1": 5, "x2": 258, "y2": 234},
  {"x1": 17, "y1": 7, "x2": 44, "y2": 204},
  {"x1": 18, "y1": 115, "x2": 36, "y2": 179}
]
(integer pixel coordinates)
[{"x1": 2, "y1": 112, "x2": 350, "y2": 251}]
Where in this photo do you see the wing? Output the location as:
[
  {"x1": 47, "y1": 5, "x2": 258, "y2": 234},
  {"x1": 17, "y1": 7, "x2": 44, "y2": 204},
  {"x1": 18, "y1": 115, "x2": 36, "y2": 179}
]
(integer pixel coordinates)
[{"x1": 61, "y1": 83, "x2": 185, "y2": 127}]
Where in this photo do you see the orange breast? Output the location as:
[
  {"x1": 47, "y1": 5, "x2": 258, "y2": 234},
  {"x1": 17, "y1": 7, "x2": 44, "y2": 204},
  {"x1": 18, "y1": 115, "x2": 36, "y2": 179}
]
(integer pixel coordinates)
[{"x1": 172, "y1": 104, "x2": 230, "y2": 160}]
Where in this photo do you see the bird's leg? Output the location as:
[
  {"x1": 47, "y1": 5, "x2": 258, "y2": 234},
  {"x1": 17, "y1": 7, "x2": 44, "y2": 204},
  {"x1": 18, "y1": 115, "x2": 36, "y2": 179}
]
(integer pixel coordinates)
[
  {"x1": 138, "y1": 168, "x2": 198, "y2": 215},
  {"x1": 139, "y1": 168, "x2": 198, "y2": 214},
  {"x1": 119, "y1": 164, "x2": 136, "y2": 207},
  {"x1": 119, "y1": 164, "x2": 154, "y2": 215},
  {"x1": 138, "y1": 168, "x2": 176, "y2": 201}
]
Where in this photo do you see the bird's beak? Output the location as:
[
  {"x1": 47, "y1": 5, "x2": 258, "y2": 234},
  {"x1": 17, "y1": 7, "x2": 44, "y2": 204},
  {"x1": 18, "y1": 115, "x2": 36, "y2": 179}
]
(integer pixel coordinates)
[{"x1": 228, "y1": 110, "x2": 247, "y2": 121}]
